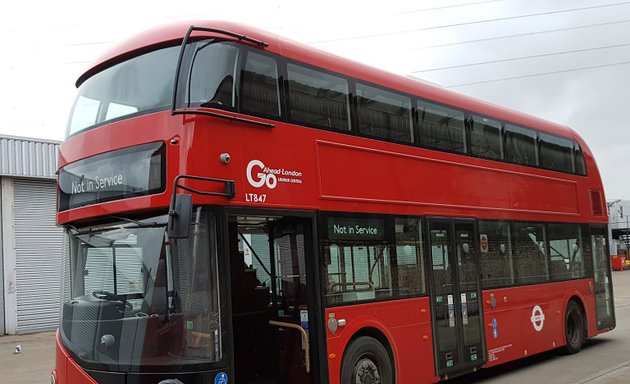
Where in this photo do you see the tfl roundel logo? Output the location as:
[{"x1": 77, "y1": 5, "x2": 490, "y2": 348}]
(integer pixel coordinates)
[{"x1": 530, "y1": 305, "x2": 545, "y2": 332}]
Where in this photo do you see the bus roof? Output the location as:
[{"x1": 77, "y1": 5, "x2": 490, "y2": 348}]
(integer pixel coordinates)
[{"x1": 78, "y1": 20, "x2": 579, "y2": 143}]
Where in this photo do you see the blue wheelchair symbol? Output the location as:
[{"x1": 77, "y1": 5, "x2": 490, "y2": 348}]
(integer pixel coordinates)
[{"x1": 215, "y1": 372, "x2": 228, "y2": 384}]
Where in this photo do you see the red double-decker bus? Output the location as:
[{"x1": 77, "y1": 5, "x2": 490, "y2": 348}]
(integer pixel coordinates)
[{"x1": 53, "y1": 21, "x2": 615, "y2": 384}]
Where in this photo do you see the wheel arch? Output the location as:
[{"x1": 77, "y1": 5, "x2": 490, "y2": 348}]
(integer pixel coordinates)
[
  {"x1": 342, "y1": 326, "x2": 397, "y2": 384},
  {"x1": 563, "y1": 293, "x2": 589, "y2": 338}
]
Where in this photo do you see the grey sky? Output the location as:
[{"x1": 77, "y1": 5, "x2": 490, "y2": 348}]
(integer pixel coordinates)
[{"x1": 2, "y1": 0, "x2": 629, "y2": 198}]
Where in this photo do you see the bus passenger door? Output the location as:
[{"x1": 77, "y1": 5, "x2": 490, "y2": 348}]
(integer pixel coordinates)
[
  {"x1": 591, "y1": 226, "x2": 615, "y2": 330},
  {"x1": 227, "y1": 214, "x2": 318, "y2": 384},
  {"x1": 428, "y1": 219, "x2": 485, "y2": 379}
]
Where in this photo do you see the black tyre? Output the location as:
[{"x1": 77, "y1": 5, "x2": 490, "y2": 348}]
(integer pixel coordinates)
[
  {"x1": 340, "y1": 336, "x2": 394, "y2": 384},
  {"x1": 564, "y1": 300, "x2": 585, "y2": 354}
]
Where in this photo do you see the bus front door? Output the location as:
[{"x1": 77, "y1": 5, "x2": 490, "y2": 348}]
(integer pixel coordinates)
[
  {"x1": 428, "y1": 219, "x2": 485, "y2": 379},
  {"x1": 227, "y1": 214, "x2": 318, "y2": 384}
]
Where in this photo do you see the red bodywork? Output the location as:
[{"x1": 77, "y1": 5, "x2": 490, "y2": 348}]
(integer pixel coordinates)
[
  {"x1": 56, "y1": 21, "x2": 609, "y2": 384},
  {"x1": 482, "y1": 279, "x2": 597, "y2": 367},
  {"x1": 54, "y1": 331, "x2": 97, "y2": 384}
]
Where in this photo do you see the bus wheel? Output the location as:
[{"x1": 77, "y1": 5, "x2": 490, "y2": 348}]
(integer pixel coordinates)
[
  {"x1": 564, "y1": 300, "x2": 585, "y2": 354},
  {"x1": 340, "y1": 336, "x2": 394, "y2": 384}
]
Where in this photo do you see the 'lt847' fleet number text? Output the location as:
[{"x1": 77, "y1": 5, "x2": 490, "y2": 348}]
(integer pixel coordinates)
[{"x1": 245, "y1": 193, "x2": 267, "y2": 203}]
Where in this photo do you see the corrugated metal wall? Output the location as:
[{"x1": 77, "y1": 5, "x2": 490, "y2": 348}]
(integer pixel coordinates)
[
  {"x1": 0, "y1": 135, "x2": 62, "y2": 333},
  {"x1": 0, "y1": 181, "x2": 4, "y2": 334},
  {"x1": 0, "y1": 135, "x2": 59, "y2": 179},
  {"x1": 13, "y1": 178, "x2": 64, "y2": 333}
]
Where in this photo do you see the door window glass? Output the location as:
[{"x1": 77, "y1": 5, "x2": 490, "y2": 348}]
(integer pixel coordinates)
[{"x1": 591, "y1": 227, "x2": 614, "y2": 329}]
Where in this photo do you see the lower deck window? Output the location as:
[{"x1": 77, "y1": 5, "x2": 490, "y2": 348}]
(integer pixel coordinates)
[{"x1": 322, "y1": 215, "x2": 425, "y2": 305}]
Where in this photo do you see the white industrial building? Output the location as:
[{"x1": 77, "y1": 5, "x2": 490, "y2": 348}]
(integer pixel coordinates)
[
  {"x1": 608, "y1": 199, "x2": 630, "y2": 256},
  {"x1": 1, "y1": 134, "x2": 63, "y2": 334}
]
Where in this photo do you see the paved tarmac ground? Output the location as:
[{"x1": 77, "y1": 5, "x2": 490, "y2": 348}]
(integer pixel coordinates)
[
  {"x1": 3, "y1": 271, "x2": 630, "y2": 384},
  {"x1": 0, "y1": 331, "x2": 56, "y2": 384}
]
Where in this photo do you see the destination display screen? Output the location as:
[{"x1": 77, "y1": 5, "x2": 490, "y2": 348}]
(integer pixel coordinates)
[
  {"x1": 57, "y1": 142, "x2": 165, "y2": 211},
  {"x1": 327, "y1": 217, "x2": 385, "y2": 241}
]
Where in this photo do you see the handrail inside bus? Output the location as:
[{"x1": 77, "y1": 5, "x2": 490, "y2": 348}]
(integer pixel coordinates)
[{"x1": 268, "y1": 320, "x2": 311, "y2": 373}]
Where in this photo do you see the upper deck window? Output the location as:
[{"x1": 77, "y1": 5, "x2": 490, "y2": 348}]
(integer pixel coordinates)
[
  {"x1": 539, "y1": 132, "x2": 574, "y2": 173},
  {"x1": 574, "y1": 143, "x2": 587, "y2": 176},
  {"x1": 469, "y1": 115, "x2": 502, "y2": 160},
  {"x1": 186, "y1": 41, "x2": 240, "y2": 110},
  {"x1": 68, "y1": 46, "x2": 179, "y2": 137},
  {"x1": 418, "y1": 101, "x2": 466, "y2": 153},
  {"x1": 287, "y1": 64, "x2": 351, "y2": 131},
  {"x1": 240, "y1": 51, "x2": 281, "y2": 117},
  {"x1": 356, "y1": 83, "x2": 413, "y2": 143},
  {"x1": 504, "y1": 124, "x2": 538, "y2": 167}
]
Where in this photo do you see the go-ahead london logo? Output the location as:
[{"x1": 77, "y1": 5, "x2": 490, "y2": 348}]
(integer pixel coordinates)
[
  {"x1": 246, "y1": 159, "x2": 303, "y2": 189},
  {"x1": 530, "y1": 305, "x2": 545, "y2": 332}
]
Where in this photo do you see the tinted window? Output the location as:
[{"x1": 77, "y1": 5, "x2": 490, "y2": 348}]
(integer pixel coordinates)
[
  {"x1": 356, "y1": 83, "x2": 413, "y2": 143},
  {"x1": 240, "y1": 51, "x2": 280, "y2": 117},
  {"x1": 68, "y1": 46, "x2": 179, "y2": 137},
  {"x1": 323, "y1": 215, "x2": 391, "y2": 305},
  {"x1": 418, "y1": 101, "x2": 466, "y2": 153},
  {"x1": 547, "y1": 223, "x2": 585, "y2": 280},
  {"x1": 504, "y1": 124, "x2": 537, "y2": 166},
  {"x1": 511, "y1": 222, "x2": 548, "y2": 285},
  {"x1": 470, "y1": 115, "x2": 502, "y2": 160},
  {"x1": 287, "y1": 64, "x2": 350, "y2": 131},
  {"x1": 322, "y1": 214, "x2": 426, "y2": 305},
  {"x1": 591, "y1": 226, "x2": 614, "y2": 328},
  {"x1": 187, "y1": 41, "x2": 240, "y2": 109},
  {"x1": 539, "y1": 133, "x2": 574, "y2": 173},
  {"x1": 395, "y1": 217, "x2": 426, "y2": 296},
  {"x1": 575, "y1": 143, "x2": 587, "y2": 176},
  {"x1": 479, "y1": 221, "x2": 514, "y2": 288}
]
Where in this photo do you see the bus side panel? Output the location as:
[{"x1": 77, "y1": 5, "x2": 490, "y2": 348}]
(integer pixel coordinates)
[
  {"x1": 325, "y1": 298, "x2": 436, "y2": 384},
  {"x1": 316, "y1": 141, "x2": 579, "y2": 219},
  {"x1": 483, "y1": 279, "x2": 595, "y2": 368}
]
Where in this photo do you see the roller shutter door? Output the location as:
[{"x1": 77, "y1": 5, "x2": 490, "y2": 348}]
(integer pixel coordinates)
[{"x1": 13, "y1": 178, "x2": 64, "y2": 333}]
